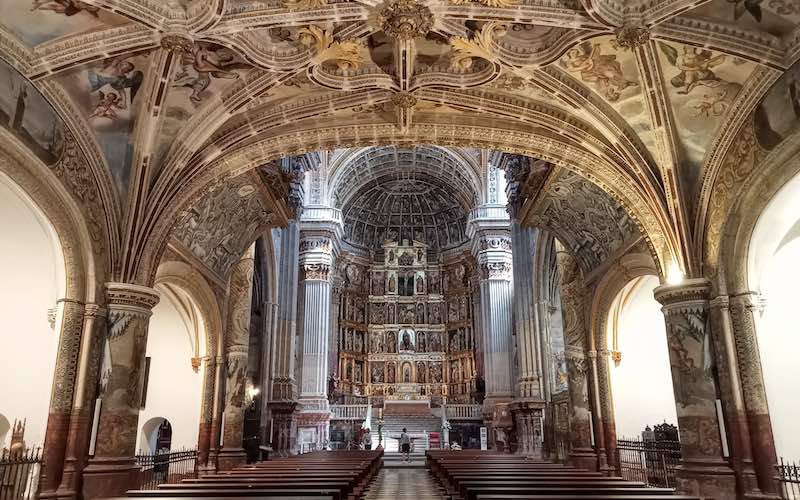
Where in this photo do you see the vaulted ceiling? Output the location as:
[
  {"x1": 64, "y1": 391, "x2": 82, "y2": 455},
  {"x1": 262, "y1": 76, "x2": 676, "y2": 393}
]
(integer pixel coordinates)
[{"x1": 1, "y1": 0, "x2": 798, "y2": 282}]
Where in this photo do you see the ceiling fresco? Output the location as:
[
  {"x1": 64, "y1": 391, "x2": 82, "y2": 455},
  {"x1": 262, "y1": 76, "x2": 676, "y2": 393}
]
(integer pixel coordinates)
[{"x1": 2, "y1": 0, "x2": 800, "y2": 281}]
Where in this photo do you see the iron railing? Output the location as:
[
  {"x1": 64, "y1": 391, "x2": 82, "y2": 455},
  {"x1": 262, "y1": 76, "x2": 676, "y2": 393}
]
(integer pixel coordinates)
[
  {"x1": 615, "y1": 437, "x2": 680, "y2": 488},
  {"x1": 0, "y1": 448, "x2": 41, "y2": 500},
  {"x1": 134, "y1": 448, "x2": 197, "y2": 490},
  {"x1": 777, "y1": 458, "x2": 800, "y2": 499}
]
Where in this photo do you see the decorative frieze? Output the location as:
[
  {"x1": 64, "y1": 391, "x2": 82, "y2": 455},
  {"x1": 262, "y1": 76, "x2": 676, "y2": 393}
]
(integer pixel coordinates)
[{"x1": 303, "y1": 263, "x2": 331, "y2": 281}]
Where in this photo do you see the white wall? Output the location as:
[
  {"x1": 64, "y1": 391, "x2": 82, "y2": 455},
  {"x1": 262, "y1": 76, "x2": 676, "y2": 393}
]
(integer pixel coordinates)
[
  {"x1": 750, "y1": 174, "x2": 800, "y2": 460},
  {"x1": 0, "y1": 174, "x2": 64, "y2": 450},
  {"x1": 609, "y1": 275, "x2": 678, "y2": 438},
  {"x1": 136, "y1": 287, "x2": 205, "y2": 452}
]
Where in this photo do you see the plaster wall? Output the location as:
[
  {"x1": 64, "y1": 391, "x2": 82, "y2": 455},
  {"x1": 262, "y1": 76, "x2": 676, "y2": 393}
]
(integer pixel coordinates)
[
  {"x1": 609, "y1": 275, "x2": 678, "y2": 438},
  {"x1": 0, "y1": 174, "x2": 64, "y2": 450},
  {"x1": 136, "y1": 291, "x2": 204, "y2": 452}
]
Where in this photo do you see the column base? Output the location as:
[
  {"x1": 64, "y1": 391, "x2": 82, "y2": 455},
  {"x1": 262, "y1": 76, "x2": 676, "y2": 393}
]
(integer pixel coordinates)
[
  {"x1": 569, "y1": 448, "x2": 598, "y2": 472},
  {"x1": 216, "y1": 449, "x2": 247, "y2": 471},
  {"x1": 675, "y1": 458, "x2": 737, "y2": 500},
  {"x1": 81, "y1": 457, "x2": 138, "y2": 498}
]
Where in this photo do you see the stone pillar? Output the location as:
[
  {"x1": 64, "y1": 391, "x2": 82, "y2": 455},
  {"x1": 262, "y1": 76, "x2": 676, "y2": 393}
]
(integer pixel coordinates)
[
  {"x1": 55, "y1": 304, "x2": 106, "y2": 499},
  {"x1": 207, "y1": 355, "x2": 225, "y2": 465},
  {"x1": 653, "y1": 279, "x2": 736, "y2": 499},
  {"x1": 40, "y1": 299, "x2": 85, "y2": 497},
  {"x1": 595, "y1": 349, "x2": 618, "y2": 473},
  {"x1": 217, "y1": 247, "x2": 255, "y2": 470},
  {"x1": 258, "y1": 300, "x2": 278, "y2": 447},
  {"x1": 197, "y1": 356, "x2": 217, "y2": 471},
  {"x1": 510, "y1": 223, "x2": 542, "y2": 399},
  {"x1": 295, "y1": 234, "x2": 335, "y2": 451},
  {"x1": 729, "y1": 292, "x2": 780, "y2": 498},
  {"x1": 82, "y1": 284, "x2": 159, "y2": 499},
  {"x1": 475, "y1": 236, "x2": 514, "y2": 409},
  {"x1": 555, "y1": 248, "x2": 596, "y2": 471}
]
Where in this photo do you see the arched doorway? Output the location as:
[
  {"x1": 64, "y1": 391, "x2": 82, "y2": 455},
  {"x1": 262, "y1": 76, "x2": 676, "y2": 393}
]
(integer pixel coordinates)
[
  {"x1": 748, "y1": 172, "x2": 800, "y2": 461},
  {"x1": 607, "y1": 275, "x2": 678, "y2": 439},
  {"x1": 135, "y1": 283, "x2": 207, "y2": 453},
  {"x1": 0, "y1": 172, "x2": 65, "y2": 450}
]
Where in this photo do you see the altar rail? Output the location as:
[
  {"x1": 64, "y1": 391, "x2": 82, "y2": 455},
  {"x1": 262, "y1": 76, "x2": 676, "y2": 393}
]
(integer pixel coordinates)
[
  {"x1": 445, "y1": 404, "x2": 482, "y2": 420},
  {"x1": 0, "y1": 447, "x2": 41, "y2": 500},
  {"x1": 330, "y1": 404, "x2": 369, "y2": 420}
]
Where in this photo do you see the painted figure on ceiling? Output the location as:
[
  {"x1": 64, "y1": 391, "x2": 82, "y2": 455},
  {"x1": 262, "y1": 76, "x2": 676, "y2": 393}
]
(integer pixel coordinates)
[
  {"x1": 561, "y1": 42, "x2": 637, "y2": 102},
  {"x1": 660, "y1": 44, "x2": 727, "y2": 95},
  {"x1": 174, "y1": 43, "x2": 242, "y2": 103},
  {"x1": 30, "y1": 0, "x2": 99, "y2": 16}
]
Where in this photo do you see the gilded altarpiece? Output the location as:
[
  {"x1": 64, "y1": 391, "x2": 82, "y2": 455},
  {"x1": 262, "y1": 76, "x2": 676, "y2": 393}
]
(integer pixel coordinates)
[{"x1": 336, "y1": 241, "x2": 477, "y2": 406}]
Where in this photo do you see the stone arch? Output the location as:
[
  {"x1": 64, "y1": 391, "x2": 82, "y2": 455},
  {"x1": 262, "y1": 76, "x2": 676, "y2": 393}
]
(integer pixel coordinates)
[{"x1": 136, "y1": 123, "x2": 678, "y2": 287}]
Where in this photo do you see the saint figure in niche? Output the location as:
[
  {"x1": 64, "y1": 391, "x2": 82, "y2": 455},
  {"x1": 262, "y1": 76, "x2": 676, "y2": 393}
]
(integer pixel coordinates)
[
  {"x1": 418, "y1": 332, "x2": 426, "y2": 353},
  {"x1": 387, "y1": 363, "x2": 396, "y2": 383},
  {"x1": 417, "y1": 362, "x2": 426, "y2": 383},
  {"x1": 388, "y1": 303, "x2": 396, "y2": 323},
  {"x1": 451, "y1": 361, "x2": 461, "y2": 383},
  {"x1": 400, "y1": 330, "x2": 415, "y2": 351},
  {"x1": 387, "y1": 332, "x2": 397, "y2": 353},
  {"x1": 388, "y1": 274, "x2": 397, "y2": 293},
  {"x1": 416, "y1": 275, "x2": 424, "y2": 294},
  {"x1": 403, "y1": 363, "x2": 412, "y2": 383}
]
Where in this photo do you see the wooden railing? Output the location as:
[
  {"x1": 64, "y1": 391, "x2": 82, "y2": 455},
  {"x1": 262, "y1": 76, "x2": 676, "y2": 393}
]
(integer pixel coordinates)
[
  {"x1": 445, "y1": 404, "x2": 482, "y2": 420},
  {"x1": 330, "y1": 404, "x2": 369, "y2": 420}
]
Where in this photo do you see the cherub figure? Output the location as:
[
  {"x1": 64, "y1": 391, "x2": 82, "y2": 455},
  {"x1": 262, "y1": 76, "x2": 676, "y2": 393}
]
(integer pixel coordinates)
[
  {"x1": 660, "y1": 44, "x2": 727, "y2": 95},
  {"x1": 561, "y1": 42, "x2": 637, "y2": 102},
  {"x1": 174, "y1": 43, "x2": 244, "y2": 103},
  {"x1": 89, "y1": 91, "x2": 126, "y2": 120}
]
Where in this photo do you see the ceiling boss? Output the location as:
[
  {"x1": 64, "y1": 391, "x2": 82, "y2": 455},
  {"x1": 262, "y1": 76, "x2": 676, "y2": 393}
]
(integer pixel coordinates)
[{"x1": 376, "y1": 0, "x2": 435, "y2": 41}]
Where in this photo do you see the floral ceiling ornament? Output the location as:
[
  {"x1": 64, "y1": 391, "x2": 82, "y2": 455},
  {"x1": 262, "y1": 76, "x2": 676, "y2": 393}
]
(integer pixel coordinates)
[
  {"x1": 160, "y1": 33, "x2": 194, "y2": 53},
  {"x1": 612, "y1": 23, "x2": 650, "y2": 51},
  {"x1": 283, "y1": 0, "x2": 327, "y2": 10},
  {"x1": 299, "y1": 25, "x2": 364, "y2": 71},
  {"x1": 377, "y1": 0, "x2": 435, "y2": 41},
  {"x1": 449, "y1": 22, "x2": 506, "y2": 71}
]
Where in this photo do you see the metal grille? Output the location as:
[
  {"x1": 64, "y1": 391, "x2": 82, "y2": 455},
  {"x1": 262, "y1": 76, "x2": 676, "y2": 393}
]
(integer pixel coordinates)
[
  {"x1": 615, "y1": 437, "x2": 680, "y2": 488},
  {"x1": 134, "y1": 449, "x2": 197, "y2": 490},
  {"x1": 777, "y1": 458, "x2": 800, "y2": 499},
  {"x1": 0, "y1": 448, "x2": 41, "y2": 500}
]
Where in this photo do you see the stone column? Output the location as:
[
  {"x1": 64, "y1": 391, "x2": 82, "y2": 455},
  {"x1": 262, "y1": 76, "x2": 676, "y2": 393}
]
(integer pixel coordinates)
[
  {"x1": 295, "y1": 234, "x2": 335, "y2": 451},
  {"x1": 268, "y1": 221, "x2": 301, "y2": 455},
  {"x1": 555, "y1": 248, "x2": 596, "y2": 471},
  {"x1": 207, "y1": 355, "x2": 225, "y2": 465},
  {"x1": 475, "y1": 236, "x2": 514, "y2": 410},
  {"x1": 595, "y1": 349, "x2": 618, "y2": 473},
  {"x1": 729, "y1": 292, "x2": 780, "y2": 497},
  {"x1": 82, "y1": 284, "x2": 159, "y2": 499},
  {"x1": 40, "y1": 299, "x2": 85, "y2": 497},
  {"x1": 258, "y1": 300, "x2": 278, "y2": 447},
  {"x1": 197, "y1": 356, "x2": 217, "y2": 470},
  {"x1": 653, "y1": 279, "x2": 736, "y2": 499},
  {"x1": 55, "y1": 304, "x2": 106, "y2": 499},
  {"x1": 217, "y1": 247, "x2": 255, "y2": 470}
]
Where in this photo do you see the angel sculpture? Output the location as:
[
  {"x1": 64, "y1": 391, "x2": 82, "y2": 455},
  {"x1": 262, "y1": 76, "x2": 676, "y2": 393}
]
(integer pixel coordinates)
[{"x1": 660, "y1": 44, "x2": 727, "y2": 95}]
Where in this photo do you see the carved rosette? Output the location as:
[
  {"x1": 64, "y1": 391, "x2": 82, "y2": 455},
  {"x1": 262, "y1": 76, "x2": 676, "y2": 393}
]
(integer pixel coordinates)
[
  {"x1": 377, "y1": 0, "x2": 434, "y2": 41},
  {"x1": 303, "y1": 263, "x2": 331, "y2": 281},
  {"x1": 391, "y1": 91, "x2": 418, "y2": 109},
  {"x1": 613, "y1": 24, "x2": 650, "y2": 51},
  {"x1": 160, "y1": 33, "x2": 194, "y2": 53}
]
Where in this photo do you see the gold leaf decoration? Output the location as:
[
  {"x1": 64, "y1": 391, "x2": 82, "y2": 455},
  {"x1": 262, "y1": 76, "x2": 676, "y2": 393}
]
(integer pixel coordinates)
[
  {"x1": 299, "y1": 25, "x2": 364, "y2": 71},
  {"x1": 449, "y1": 22, "x2": 506, "y2": 71}
]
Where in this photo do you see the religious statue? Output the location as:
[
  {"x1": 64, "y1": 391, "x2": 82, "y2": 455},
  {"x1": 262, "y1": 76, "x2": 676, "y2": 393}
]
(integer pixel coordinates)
[
  {"x1": 417, "y1": 248, "x2": 424, "y2": 262},
  {"x1": 418, "y1": 332, "x2": 426, "y2": 353},
  {"x1": 451, "y1": 361, "x2": 461, "y2": 382},
  {"x1": 354, "y1": 364, "x2": 362, "y2": 383},
  {"x1": 459, "y1": 296, "x2": 468, "y2": 320},
  {"x1": 345, "y1": 330, "x2": 353, "y2": 351},
  {"x1": 387, "y1": 332, "x2": 397, "y2": 353},
  {"x1": 431, "y1": 362, "x2": 442, "y2": 383},
  {"x1": 371, "y1": 332, "x2": 383, "y2": 353},
  {"x1": 373, "y1": 273, "x2": 384, "y2": 295},
  {"x1": 388, "y1": 249, "x2": 396, "y2": 263},
  {"x1": 400, "y1": 330, "x2": 415, "y2": 351},
  {"x1": 430, "y1": 303, "x2": 442, "y2": 324},
  {"x1": 388, "y1": 303, "x2": 396, "y2": 324},
  {"x1": 388, "y1": 274, "x2": 397, "y2": 293},
  {"x1": 429, "y1": 271, "x2": 440, "y2": 294},
  {"x1": 416, "y1": 362, "x2": 426, "y2": 383},
  {"x1": 346, "y1": 363, "x2": 353, "y2": 381},
  {"x1": 416, "y1": 275, "x2": 424, "y2": 294},
  {"x1": 372, "y1": 365, "x2": 383, "y2": 383},
  {"x1": 401, "y1": 305, "x2": 415, "y2": 323},
  {"x1": 356, "y1": 297, "x2": 366, "y2": 323},
  {"x1": 387, "y1": 362, "x2": 396, "y2": 383},
  {"x1": 448, "y1": 300, "x2": 459, "y2": 322},
  {"x1": 403, "y1": 363, "x2": 412, "y2": 383},
  {"x1": 416, "y1": 303, "x2": 425, "y2": 324},
  {"x1": 354, "y1": 332, "x2": 363, "y2": 353}
]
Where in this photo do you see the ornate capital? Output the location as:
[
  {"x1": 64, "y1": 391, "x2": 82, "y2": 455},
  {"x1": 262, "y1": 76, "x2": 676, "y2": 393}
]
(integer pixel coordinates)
[
  {"x1": 479, "y1": 236, "x2": 512, "y2": 252},
  {"x1": 377, "y1": 0, "x2": 434, "y2": 41},
  {"x1": 653, "y1": 278, "x2": 711, "y2": 314},
  {"x1": 391, "y1": 91, "x2": 418, "y2": 109},
  {"x1": 105, "y1": 282, "x2": 159, "y2": 340},
  {"x1": 303, "y1": 263, "x2": 331, "y2": 281},
  {"x1": 480, "y1": 261, "x2": 512, "y2": 281},
  {"x1": 300, "y1": 236, "x2": 333, "y2": 255}
]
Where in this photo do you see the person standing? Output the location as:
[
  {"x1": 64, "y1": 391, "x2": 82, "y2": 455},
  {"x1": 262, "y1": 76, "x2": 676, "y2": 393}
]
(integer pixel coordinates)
[{"x1": 400, "y1": 428, "x2": 411, "y2": 462}]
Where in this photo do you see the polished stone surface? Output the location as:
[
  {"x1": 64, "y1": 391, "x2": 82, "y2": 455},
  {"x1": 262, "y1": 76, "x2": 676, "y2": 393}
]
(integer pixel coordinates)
[{"x1": 364, "y1": 468, "x2": 445, "y2": 499}]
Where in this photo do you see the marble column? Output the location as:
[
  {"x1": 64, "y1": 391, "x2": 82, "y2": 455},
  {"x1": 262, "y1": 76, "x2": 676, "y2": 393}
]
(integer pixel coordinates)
[
  {"x1": 729, "y1": 292, "x2": 780, "y2": 498},
  {"x1": 595, "y1": 349, "x2": 618, "y2": 473},
  {"x1": 217, "y1": 247, "x2": 255, "y2": 470},
  {"x1": 296, "y1": 234, "x2": 336, "y2": 450},
  {"x1": 555, "y1": 248, "x2": 596, "y2": 471},
  {"x1": 40, "y1": 299, "x2": 86, "y2": 497},
  {"x1": 56, "y1": 304, "x2": 106, "y2": 499},
  {"x1": 653, "y1": 279, "x2": 736, "y2": 499},
  {"x1": 197, "y1": 356, "x2": 217, "y2": 470},
  {"x1": 82, "y1": 283, "x2": 159, "y2": 499}
]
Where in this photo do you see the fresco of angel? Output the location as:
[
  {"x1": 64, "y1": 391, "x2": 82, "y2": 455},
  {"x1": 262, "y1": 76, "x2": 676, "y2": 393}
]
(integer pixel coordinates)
[
  {"x1": 30, "y1": 0, "x2": 99, "y2": 16},
  {"x1": 660, "y1": 44, "x2": 727, "y2": 95},
  {"x1": 561, "y1": 42, "x2": 637, "y2": 102},
  {"x1": 87, "y1": 56, "x2": 143, "y2": 121},
  {"x1": 173, "y1": 43, "x2": 247, "y2": 104}
]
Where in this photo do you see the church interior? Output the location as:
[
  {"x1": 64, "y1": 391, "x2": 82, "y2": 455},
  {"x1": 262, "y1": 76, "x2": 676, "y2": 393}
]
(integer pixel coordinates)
[{"x1": 1, "y1": 0, "x2": 800, "y2": 499}]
